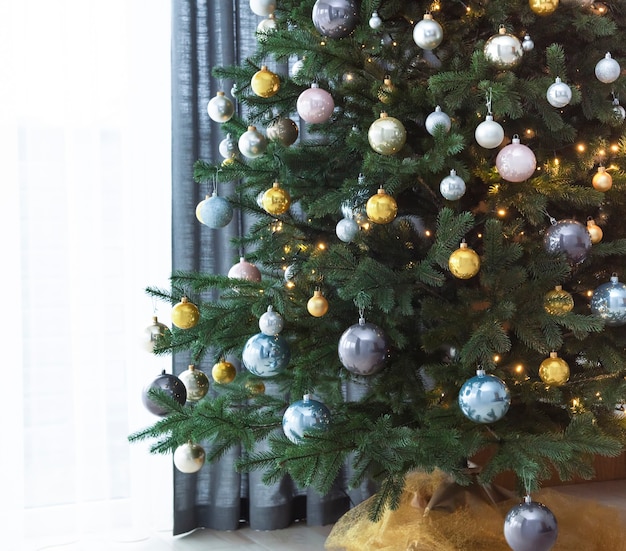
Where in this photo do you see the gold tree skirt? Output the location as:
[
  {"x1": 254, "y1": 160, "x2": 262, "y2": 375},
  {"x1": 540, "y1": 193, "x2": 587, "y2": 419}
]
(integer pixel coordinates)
[{"x1": 325, "y1": 470, "x2": 626, "y2": 551}]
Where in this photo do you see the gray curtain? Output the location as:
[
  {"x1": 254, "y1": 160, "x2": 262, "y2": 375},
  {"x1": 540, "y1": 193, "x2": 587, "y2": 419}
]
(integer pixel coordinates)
[{"x1": 170, "y1": 0, "x2": 365, "y2": 534}]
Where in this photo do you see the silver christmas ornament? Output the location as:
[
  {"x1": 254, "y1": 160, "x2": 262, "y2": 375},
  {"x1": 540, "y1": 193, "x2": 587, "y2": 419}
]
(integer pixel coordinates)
[
  {"x1": 238, "y1": 126, "x2": 267, "y2": 158},
  {"x1": 144, "y1": 315, "x2": 168, "y2": 353},
  {"x1": 425, "y1": 105, "x2": 451, "y2": 135},
  {"x1": 173, "y1": 442, "x2": 206, "y2": 474},
  {"x1": 484, "y1": 27, "x2": 523, "y2": 69},
  {"x1": 440, "y1": 169, "x2": 466, "y2": 200},
  {"x1": 503, "y1": 496, "x2": 558, "y2": 551},
  {"x1": 595, "y1": 52, "x2": 621, "y2": 84},
  {"x1": 312, "y1": 0, "x2": 359, "y2": 39},
  {"x1": 543, "y1": 218, "x2": 591, "y2": 264},
  {"x1": 242, "y1": 333, "x2": 291, "y2": 377},
  {"x1": 475, "y1": 115, "x2": 504, "y2": 149},
  {"x1": 178, "y1": 365, "x2": 210, "y2": 402},
  {"x1": 546, "y1": 77, "x2": 572, "y2": 108},
  {"x1": 259, "y1": 305, "x2": 284, "y2": 335},
  {"x1": 218, "y1": 133, "x2": 239, "y2": 159},
  {"x1": 590, "y1": 274, "x2": 626, "y2": 326},
  {"x1": 412, "y1": 13, "x2": 444, "y2": 51},
  {"x1": 207, "y1": 91, "x2": 235, "y2": 123},
  {"x1": 250, "y1": 0, "x2": 276, "y2": 16},
  {"x1": 369, "y1": 11, "x2": 382, "y2": 30},
  {"x1": 458, "y1": 369, "x2": 511, "y2": 424},
  {"x1": 613, "y1": 99, "x2": 626, "y2": 122},
  {"x1": 282, "y1": 394, "x2": 331, "y2": 444},
  {"x1": 338, "y1": 316, "x2": 389, "y2": 376},
  {"x1": 336, "y1": 217, "x2": 359, "y2": 242},
  {"x1": 522, "y1": 34, "x2": 534, "y2": 52}
]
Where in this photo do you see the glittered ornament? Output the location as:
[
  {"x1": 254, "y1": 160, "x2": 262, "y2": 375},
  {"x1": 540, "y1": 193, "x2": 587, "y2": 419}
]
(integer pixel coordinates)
[
  {"x1": 539, "y1": 352, "x2": 570, "y2": 386},
  {"x1": 207, "y1": 91, "x2": 235, "y2": 123},
  {"x1": 592, "y1": 166, "x2": 612, "y2": 191},
  {"x1": 425, "y1": 105, "x2": 451, "y2": 135},
  {"x1": 439, "y1": 169, "x2": 466, "y2": 200},
  {"x1": 367, "y1": 112, "x2": 406, "y2": 155},
  {"x1": 369, "y1": 11, "x2": 382, "y2": 29},
  {"x1": 250, "y1": 0, "x2": 276, "y2": 16},
  {"x1": 412, "y1": 13, "x2": 443, "y2": 50},
  {"x1": 142, "y1": 370, "x2": 187, "y2": 416},
  {"x1": 238, "y1": 126, "x2": 267, "y2": 158},
  {"x1": 495, "y1": 135, "x2": 537, "y2": 182},
  {"x1": 218, "y1": 133, "x2": 239, "y2": 160},
  {"x1": 366, "y1": 188, "x2": 398, "y2": 224},
  {"x1": 312, "y1": 0, "x2": 359, "y2": 39},
  {"x1": 504, "y1": 495, "x2": 558, "y2": 551},
  {"x1": 522, "y1": 34, "x2": 534, "y2": 52},
  {"x1": 307, "y1": 289, "x2": 329, "y2": 317},
  {"x1": 336, "y1": 217, "x2": 359, "y2": 242},
  {"x1": 259, "y1": 305, "x2": 284, "y2": 335},
  {"x1": 543, "y1": 285, "x2": 574, "y2": 315},
  {"x1": 173, "y1": 441, "x2": 206, "y2": 474},
  {"x1": 475, "y1": 115, "x2": 504, "y2": 149},
  {"x1": 251, "y1": 66, "x2": 280, "y2": 98},
  {"x1": 262, "y1": 182, "x2": 291, "y2": 216},
  {"x1": 198, "y1": 192, "x2": 233, "y2": 229},
  {"x1": 228, "y1": 257, "x2": 262, "y2": 281},
  {"x1": 546, "y1": 77, "x2": 572, "y2": 108},
  {"x1": 448, "y1": 241, "x2": 480, "y2": 279},
  {"x1": 179, "y1": 364, "x2": 210, "y2": 401},
  {"x1": 586, "y1": 218, "x2": 603, "y2": 244},
  {"x1": 266, "y1": 117, "x2": 299, "y2": 146},
  {"x1": 338, "y1": 316, "x2": 388, "y2": 376},
  {"x1": 297, "y1": 83, "x2": 335, "y2": 123},
  {"x1": 171, "y1": 296, "x2": 200, "y2": 329},
  {"x1": 212, "y1": 359, "x2": 237, "y2": 384},
  {"x1": 144, "y1": 315, "x2": 168, "y2": 352},
  {"x1": 595, "y1": 52, "x2": 621, "y2": 84},
  {"x1": 282, "y1": 394, "x2": 331, "y2": 444},
  {"x1": 458, "y1": 369, "x2": 511, "y2": 423},
  {"x1": 484, "y1": 26, "x2": 523, "y2": 69},
  {"x1": 543, "y1": 218, "x2": 591, "y2": 264},
  {"x1": 242, "y1": 332, "x2": 291, "y2": 377},
  {"x1": 529, "y1": 0, "x2": 559, "y2": 15},
  {"x1": 590, "y1": 274, "x2": 626, "y2": 326}
]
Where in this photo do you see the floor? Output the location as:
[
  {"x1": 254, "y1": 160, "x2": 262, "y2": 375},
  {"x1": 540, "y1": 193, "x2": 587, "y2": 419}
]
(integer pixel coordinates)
[{"x1": 24, "y1": 479, "x2": 626, "y2": 551}]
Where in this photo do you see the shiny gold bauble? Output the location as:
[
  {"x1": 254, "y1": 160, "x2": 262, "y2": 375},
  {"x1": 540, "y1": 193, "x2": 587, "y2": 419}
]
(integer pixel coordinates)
[
  {"x1": 212, "y1": 360, "x2": 237, "y2": 384},
  {"x1": 266, "y1": 117, "x2": 299, "y2": 146},
  {"x1": 250, "y1": 65, "x2": 280, "y2": 98},
  {"x1": 261, "y1": 181, "x2": 291, "y2": 215},
  {"x1": 367, "y1": 112, "x2": 406, "y2": 155},
  {"x1": 377, "y1": 78, "x2": 395, "y2": 104},
  {"x1": 543, "y1": 285, "x2": 574, "y2": 315},
  {"x1": 171, "y1": 296, "x2": 200, "y2": 329},
  {"x1": 539, "y1": 352, "x2": 570, "y2": 385},
  {"x1": 245, "y1": 378, "x2": 266, "y2": 395},
  {"x1": 366, "y1": 187, "x2": 398, "y2": 224},
  {"x1": 179, "y1": 365, "x2": 210, "y2": 401},
  {"x1": 529, "y1": 0, "x2": 559, "y2": 15},
  {"x1": 448, "y1": 242, "x2": 480, "y2": 279},
  {"x1": 587, "y1": 219, "x2": 603, "y2": 244},
  {"x1": 592, "y1": 167, "x2": 612, "y2": 192},
  {"x1": 307, "y1": 290, "x2": 329, "y2": 317},
  {"x1": 483, "y1": 27, "x2": 523, "y2": 69}
]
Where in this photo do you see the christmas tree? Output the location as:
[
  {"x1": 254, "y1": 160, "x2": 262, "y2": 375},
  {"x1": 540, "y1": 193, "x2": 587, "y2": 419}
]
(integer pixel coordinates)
[{"x1": 132, "y1": 0, "x2": 626, "y2": 545}]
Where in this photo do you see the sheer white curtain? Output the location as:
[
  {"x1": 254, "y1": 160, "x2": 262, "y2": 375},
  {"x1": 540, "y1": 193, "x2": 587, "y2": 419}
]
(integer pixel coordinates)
[{"x1": 1, "y1": 0, "x2": 174, "y2": 546}]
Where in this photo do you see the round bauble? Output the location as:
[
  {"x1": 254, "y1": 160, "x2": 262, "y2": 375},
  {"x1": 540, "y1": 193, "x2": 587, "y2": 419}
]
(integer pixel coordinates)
[
  {"x1": 251, "y1": 66, "x2": 280, "y2": 98},
  {"x1": 290, "y1": 58, "x2": 305, "y2": 78},
  {"x1": 257, "y1": 14, "x2": 278, "y2": 34},
  {"x1": 475, "y1": 115, "x2": 504, "y2": 149},
  {"x1": 266, "y1": 117, "x2": 299, "y2": 146},
  {"x1": 448, "y1": 242, "x2": 480, "y2": 279},
  {"x1": 595, "y1": 52, "x2": 621, "y2": 84},
  {"x1": 369, "y1": 11, "x2": 382, "y2": 30},
  {"x1": 412, "y1": 13, "x2": 443, "y2": 50},
  {"x1": 242, "y1": 332, "x2": 291, "y2": 377},
  {"x1": 458, "y1": 369, "x2": 511, "y2": 423},
  {"x1": 336, "y1": 217, "x2": 359, "y2": 242},
  {"x1": 504, "y1": 496, "x2": 558, "y2": 551},
  {"x1": 218, "y1": 134, "x2": 239, "y2": 160},
  {"x1": 590, "y1": 274, "x2": 626, "y2": 326},
  {"x1": 144, "y1": 315, "x2": 168, "y2": 353},
  {"x1": 338, "y1": 318, "x2": 388, "y2": 376},
  {"x1": 495, "y1": 136, "x2": 537, "y2": 182},
  {"x1": 543, "y1": 285, "x2": 574, "y2": 315},
  {"x1": 282, "y1": 394, "x2": 331, "y2": 444},
  {"x1": 586, "y1": 218, "x2": 603, "y2": 244},
  {"x1": 142, "y1": 370, "x2": 187, "y2": 416},
  {"x1": 296, "y1": 84, "x2": 335, "y2": 124},
  {"x1": 173, "y1": 442, "x2": 206, "y2": 474},
  {"x1": 440, "y1": 169, "x2": 466, "y2": 200},
  {"x1": 546, "y1": 77, "x2": 572, "y2": 108},
  {"x1": 529, "y1": 0, "x2": 559, "y2": 15},
  {"x1": 312, "y1": 0, "x2": 359, "y2": 39},
  {"x1": 262, "y1": 182, "x2": 291, "y2": 216},
  {"x1": 259, "y1": 305, "x2": 284, "y2": 335},
  {"x1": 207, "y1": 91, "x2": 234, "y2": 123},
  {"x1": 522, "y1": 34, "x2": 534, "y2": 52},
  {"x1": 171, "y1": 296, "x2": 200, "y2": 329},
  {"x1": 307, "y1": 290, "x2": 329, "y2": 317},
  {"x1": 484, "y1": 27, "x2": 523, "y2": 69},
  {"x1": 543, "y1": 219, "x2": 591, "y2": 264},
  {"x1": 238, "y1": 126, "x2": 267, "y2": 158},
  {"x1": 178, "y1": 365, "x2": 210, "y2": 401},
  {"x1": 198, "y1": 192, "x2": 233, "y2": 229},
  {"x1": 250, "y1": 0, "x2": 276, "y2": 16},
  {"x1": 228, "y1": 257, "x2": 262, "y2": 281},
  {"x1": 539, "y1": 352, "x2": 570, "y2": 385},
  {"x1": 368, "y1": 112, "x2": 406, "y2": 155},
  {"x1": 245, "y1": 378, "x2": 266, "y2": 395},
  {"x1": 366, "y1": 188, "x2": 398, "y2": 224},
  {"x1": 425, "y1": 105, "x2": 451, "y2": 135},
  {"x1": 212, "y1": 359, "x2": 237, "y2": 384},
  {"x1": 377, "y1": 78, "x2": 395, "y2": 104},
  {"x1": 592, "y1": 166, "x2": 612, "y2": 192}
]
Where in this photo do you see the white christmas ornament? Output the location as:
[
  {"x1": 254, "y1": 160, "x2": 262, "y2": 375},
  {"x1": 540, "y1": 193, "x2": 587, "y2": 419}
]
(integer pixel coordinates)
[
  {"x1": 595, "y1": 52, "x2": 621, "y2": 84},
  {"x1": 413, "y1": 13, "x2": 443, "y2": 50},
  {"x1": 238, "y1": 126, "x2": 267, "y2": 158},
  {"x1": 369, "y1": 11, "x2": 382, "y2": 29},
  {"x1": 219, "y1": 134, "x2": 239, "y2": 159},
  {"x1": 207, "y1": 91, "x2": 235, "y2": 123},
  {"x1": 495, "y1": 135, "x2": 537, "y2": 182},
  {"x1": 440, "y1": 169, "x2": 466, "y2": 200},
  {"x1": 257, "y1": 14, "x2": 278, "y2": 34},
  {"x1": 173, "y1": 442, "x2": 206, "y2": 474},
  {"x1": 546, "y1": 77, "x2": 572, "y2": 108},
  {"x1": 522, "y1": 34, "x2": 534, "y2": 52},
  {"x1": 336, "y1": 217, "x2": 359, "y2": 242},
  {"x1": 291, "y1": 58, "x2": 305, "y2": 78},
  {"x1": 259, "y1": 305, "x2": 284, "y2": 335},
  {"x1": 425, "y1": 105, "x2": 451, "y2": 135},
  {"x1": 613, "y1": 98, "x2": 626, "y2": 122},
  {"x1": 475, "y1": 115, "x2": 504, "y2": 149},
  {"x1": 250, "y1": 0, "x2": 276, "y2": 16}
]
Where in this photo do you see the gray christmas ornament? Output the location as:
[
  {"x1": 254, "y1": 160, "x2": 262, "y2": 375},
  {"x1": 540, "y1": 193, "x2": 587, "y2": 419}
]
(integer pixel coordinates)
[
  {"x1": 338, "y1": 316, "x2": 388, "y2": 376},
  {"x1": 312, "y1": 0, "x2": 359, "y2": 39},
  {"x1": 504, "y1": 496, "x2": 558, "y2": 551},
  {"x1": 218, "y1": 133, "x2": 239, "y2": 159},
  {"x1": 458, "y1": 369, "x2": 510, "y2": 424},
  {"x1": 590, "y1": 274, "x2": 626, "y2": 326},
  {"x1": 336, "y1": 217, "x2": 359, "y2": 242},
  {"x1": 439, "y1": 169, "x2": 466, "y2": 200},
  {"x1": 425, "y1": 105, "x2": 451, "y2": 135},
  {"x1": 543, "y1": 218, "x2": 591, "y2": 265}
]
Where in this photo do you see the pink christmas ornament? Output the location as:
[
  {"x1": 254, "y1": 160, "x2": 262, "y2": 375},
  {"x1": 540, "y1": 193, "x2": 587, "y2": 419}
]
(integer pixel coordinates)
[
  {"x1": 228, "y1": 257, "x2": 262, "y2": 281},
  {"x1": 495, "y1": 135, "x2": 537, "y2": 182},
  {"x1": 296, "y1": 83, "x2": 335, "y2": 123}
]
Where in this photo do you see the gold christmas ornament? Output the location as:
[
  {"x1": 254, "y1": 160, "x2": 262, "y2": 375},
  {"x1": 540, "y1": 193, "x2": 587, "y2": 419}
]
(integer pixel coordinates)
[
  {"x1": 366, "y1": 187, "x2": 398, "y2": 224},
  {"x1": 266, "y1": 117, "x2": 299, "y2": 146},
  {"x1": 543, "y1": 285, "x2": 574, "y2": 315},
  {"x1": 171, "y1": 296, "x2": 200, "y2": 329},
  {"x1": 377, "y1": 78, "x2": 395, "y2": 104},
  {"x1": 262, "y1": 181, "x2": 291, "y2": 215},
  {"x1": 212, "y1": 359, "x2": 237, "y2": 384},
  {"x1": 539, "y1": 351, "x2": 570, "y2": 386},
  {"x1": 448, "y1": 241, "x2": 480, "y2": 279},
  {"x1": 529, "y1": 0, "x2": 559, "y2": 15},
  {"x1": 179, "y1": 364, "x2": 210, "y2": 401},
  {"x1": 367, "y1": 112, "x2": 407, "y2": 155},
  {"x1": 245, "y1": 378, "x2": 266, "y2": 395},
  {"x1": 587, "y1": 218, "x2": 603, "y2": 244},
  {"x1": 307, "y1": 289, "x2": 329, "y2": 317},
  {"x1": 592, "y1": 166, "x2": 612, "y2": 192},
  {"x1": 483, "y1": 26, "x2": 523, "y2": 69},
  {"x1": 250, "y1": 65, "x2": 280, "y2": 98}
]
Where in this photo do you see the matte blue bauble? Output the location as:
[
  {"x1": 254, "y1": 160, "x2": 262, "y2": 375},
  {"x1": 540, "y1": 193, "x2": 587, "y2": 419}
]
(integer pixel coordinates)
[
  {"x1": 543, "y1": 219, "x2": 591, "y2": 265},
  {"x1": 590, "y1": 274, "x2": 626, "y2": 327},
  {"x1": 282, "y1": 394, "x2": 331, "y2": 444},
  {"x1": 458, "y1": 369, "x2": 510, "y2": 423},
  {"x1": 141, "y1": 370, "x2": 187, "y2": 416},
  {"x1": 242, "y1": 333, "x2": 291, "y2": 377},
  {"x1": 504, "y1": 496, "x2": 558, "y2": 551},
  {"x1": 338, "y1": 317, "x2": 388, "y2": 376},
  {"x1": 198, "y1": 193, "x2": 233, "y2": 229}
]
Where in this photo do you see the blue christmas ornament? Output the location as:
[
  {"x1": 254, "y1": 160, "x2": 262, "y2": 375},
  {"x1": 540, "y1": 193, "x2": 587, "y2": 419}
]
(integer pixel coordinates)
[
  {"x1": 504, "y1": 495, "x2": 558, "y2": 551},
  {"x1": 242, "y1": 332, "x2": 290, "y2": 377},
  {"x1": 198, "y1": 192, "x2": 233, "y2": 229},
  {"x1": 458, "y1": 369, "x2": 510, "y2": 423},
  {"x1": 590, "y1": 274, "x2": 626, "y2": 327},
  {"x1": 282, "y1": 394, "x2": 331, "y2": 444}
]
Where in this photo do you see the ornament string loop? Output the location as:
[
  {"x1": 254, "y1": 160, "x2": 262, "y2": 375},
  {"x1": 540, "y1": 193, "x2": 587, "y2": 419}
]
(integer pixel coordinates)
[{"x1": 485, "y1": 87, "x2": 493, "y2": 116}]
